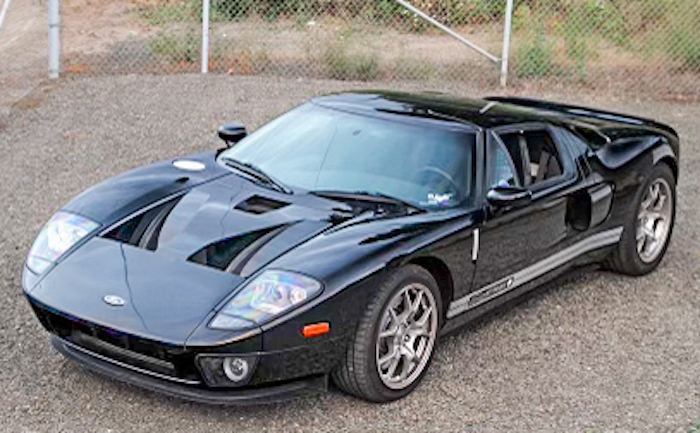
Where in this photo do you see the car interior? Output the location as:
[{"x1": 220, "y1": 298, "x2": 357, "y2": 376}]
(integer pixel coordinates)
[{"x1": 497, "y1": 129, "x2": 563, "y2": 188}]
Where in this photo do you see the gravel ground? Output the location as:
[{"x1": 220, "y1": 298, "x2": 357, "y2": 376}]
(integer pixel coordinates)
[{"x1": 0, "y1": 75, "x2": 698, "y2": 432}]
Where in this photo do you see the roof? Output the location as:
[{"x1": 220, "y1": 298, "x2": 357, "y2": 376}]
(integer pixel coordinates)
[{"x1": 311, "y1": 91, "x2": 677, "y2": 146}]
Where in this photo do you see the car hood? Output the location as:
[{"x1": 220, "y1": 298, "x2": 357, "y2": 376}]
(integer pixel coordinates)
[{"x1": 25, "y1": 152, "x2": 358, "y2": 345}]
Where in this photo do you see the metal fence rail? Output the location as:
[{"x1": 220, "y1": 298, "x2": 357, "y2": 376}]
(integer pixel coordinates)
[{"x1": 2, "y1": 0, "x2": 700, "y2": 98}]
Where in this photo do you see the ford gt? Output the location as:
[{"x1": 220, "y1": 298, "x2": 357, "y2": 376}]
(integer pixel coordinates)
[{"x1": 23, "y1": 91, "x2": 679, "y2": 404}]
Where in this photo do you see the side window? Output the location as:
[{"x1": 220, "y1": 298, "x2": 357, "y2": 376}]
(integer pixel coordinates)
[
  {"x1": 490, "y1": 137, "x2": 519, "y2": 188},
  {"x1": 496, "y1": 129, "x2": 564, "y2": 188}
]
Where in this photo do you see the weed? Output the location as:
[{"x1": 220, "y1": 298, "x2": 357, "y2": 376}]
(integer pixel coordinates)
[
  {"x1": 392, "y1": 58, "x2": 437, "y2": 80},
  {"x1": 138, "y1": 1, "x2": 198, "y2": 26},
  {"x1": 213, "y1": 45, "x2": 272, "y2": 75},
  {"x1": 669, "y1": 27, "x2": 700, "y2": 71},
  {"x1": 516, "y1": 25, "x2": 557, "y2": 78},
  {"x1": 563, "y1": 6, "x2": 594, "y2": 80},
  {"x1": 322, "y1": 44, "x2": 381, "y2": 81},
  {"x1": 149, "y1": 31, "x2": 200, "y2": 64},
  {"x1": 688, "y1": 419, "x2": 700, "y2": 433},
  {"x1": 212, "y1": 0, "x2": 256, "y2": 21}
]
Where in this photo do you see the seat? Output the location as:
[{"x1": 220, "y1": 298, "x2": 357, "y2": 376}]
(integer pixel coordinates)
[{"x1": 535, "y1": 149, "x2": 562, "y2": 182}]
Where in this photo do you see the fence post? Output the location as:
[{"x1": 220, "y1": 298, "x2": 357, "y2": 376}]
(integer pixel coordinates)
[
  {"x1": 500, "y1": 0, "x2": 514, "y2": 87},
  {"x1": 201, "y1": 0, "x2": 210, "y2": 74},
  {"x1": 48, "y1": 0, "x2": 60, "y2": 79}
]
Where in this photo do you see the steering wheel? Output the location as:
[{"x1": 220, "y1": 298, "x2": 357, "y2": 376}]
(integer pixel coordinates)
[{"x1": 417, "y1": 166, "x2": 460, "y2": 194}]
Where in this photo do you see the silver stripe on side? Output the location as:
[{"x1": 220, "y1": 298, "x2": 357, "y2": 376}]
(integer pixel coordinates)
[
  {"x1": 447, "y1": 227, "x2": 623, "y2": 319},
  {"x1": 471, "y1": 229, "x2": 480, "y2": 262}
]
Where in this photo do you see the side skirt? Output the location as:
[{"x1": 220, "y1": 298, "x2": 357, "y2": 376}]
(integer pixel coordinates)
[{"x1": 446, "y1": 227, "x2": 623, "y2": 320}]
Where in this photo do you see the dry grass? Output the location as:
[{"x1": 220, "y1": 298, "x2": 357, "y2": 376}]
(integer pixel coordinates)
[
  {"x1": 53, "y1": 1, "x2": 700, "y2": 99},
  {"x1": 12, "y1": 83, "x2": 56, "y2": 112}
]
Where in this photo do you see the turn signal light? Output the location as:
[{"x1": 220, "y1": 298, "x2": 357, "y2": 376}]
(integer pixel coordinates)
[{"x1": 302, "y1": 322, "x2": 330, "y2": 338}]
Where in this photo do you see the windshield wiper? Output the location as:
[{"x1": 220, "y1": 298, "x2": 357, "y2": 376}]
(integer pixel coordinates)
[
  {"x1": 220, "y1": 157, "x2": 292, "y2": 194},
  {"x1": 310, "y1": 190, "x2": 425, "y2": 214}
]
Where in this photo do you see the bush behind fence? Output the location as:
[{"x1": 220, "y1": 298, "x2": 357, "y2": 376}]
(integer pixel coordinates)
[{"x1": 43, "y1": 0, "x2": 700, "y2": 95}]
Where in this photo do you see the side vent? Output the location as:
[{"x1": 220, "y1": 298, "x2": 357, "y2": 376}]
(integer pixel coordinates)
[
  {"x1": 188, "y1": 225, "x2": 287, "y2": 275},
  {"x1": 235, "y1": 196, "x2": 289, "y2": 215},
  {"x1": 104, "y1": 196, "x2": 184, "y2": 251}
]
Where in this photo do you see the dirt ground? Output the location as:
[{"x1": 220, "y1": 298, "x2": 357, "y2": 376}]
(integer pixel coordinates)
[{"x1": 0, "y1": 74, "x2": 698, "y2": 432}]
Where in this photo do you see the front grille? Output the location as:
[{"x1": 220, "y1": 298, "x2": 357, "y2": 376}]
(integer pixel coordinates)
[
  {"x1": 73, "y1": 333, "x2": 177, "y2": 376},
  {"x1": 30, "y1": 301, "x2": 201, "y2": 383}
]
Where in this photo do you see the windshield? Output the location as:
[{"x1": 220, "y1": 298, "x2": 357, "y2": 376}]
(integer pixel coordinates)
[{"x1": 218, "y1": 103, "x2": 475, "y2": 209}]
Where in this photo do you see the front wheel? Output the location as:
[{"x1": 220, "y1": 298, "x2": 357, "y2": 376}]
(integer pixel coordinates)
[
  {"x1": 332, "y1": 265, "x2": 442, "y2": 402},
  {"x1": 607, "y1": 163, "x2": 676, "y2": 275}
]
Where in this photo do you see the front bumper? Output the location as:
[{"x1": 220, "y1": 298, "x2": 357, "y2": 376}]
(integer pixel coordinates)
[{"x1": 51, "y1": 336, "x2": 328, "y2": 405}]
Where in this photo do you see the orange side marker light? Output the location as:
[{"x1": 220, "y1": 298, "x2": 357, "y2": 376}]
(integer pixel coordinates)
[{"x1": 303, "y1": 322, "x2": 330, "y2": 338}]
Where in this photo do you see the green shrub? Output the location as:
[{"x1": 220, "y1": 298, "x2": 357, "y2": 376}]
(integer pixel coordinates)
[
  {"x1": 212, "y1": 0, "x2": 257, "y2": 20},
  {"x1": 149, "y1": 31, "x2": 200, "y2": 63},
  {"x1": 563, "y1": 6, "x2": 595, "y2": 79},
  {"x1": 322, "y1": 45, "x2": 381, "y2": 81},
  {"x1": 210, "y1": 0, "x2": 322, "y2": 21},
  {"x1": 669, "y1": 27, "x2": 700, "y2": 71},
  {"x1": 138, "y1": 1, "x2": 198, "y2": 26},
  {"x1": 516, "y1": 26, "x2": 557, "y2": 78}
]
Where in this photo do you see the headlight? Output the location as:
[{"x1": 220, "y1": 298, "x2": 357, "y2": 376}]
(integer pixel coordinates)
[
  {"x1": 26, "y1": 211, "x2": 99, "y2": 275},
  {"x1": 209, "y1": 270, "x2": 322, "y2": 330}
]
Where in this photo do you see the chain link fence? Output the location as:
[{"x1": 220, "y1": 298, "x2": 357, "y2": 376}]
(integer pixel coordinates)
[
  {"x1": 510, "y1": 0, "x2": 700, "y2": 96},
  {"x1": 2, "y1": 0, "x2": 700, "y2": 99},
  {"x1": 0, "y1": 0, "x2": 48, "y2": 112}
]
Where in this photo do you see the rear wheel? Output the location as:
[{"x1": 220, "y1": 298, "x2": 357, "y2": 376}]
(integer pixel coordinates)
[
  {"x1": 607, "y1": 163, "x2": 676, "y2": 275},
  {"x1": 332, "y1": 265, "x2": 442, "y2": 402}
]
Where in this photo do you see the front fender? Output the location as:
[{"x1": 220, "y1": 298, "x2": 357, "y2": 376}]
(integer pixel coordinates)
[{"x1": 257, "y1": 208, "x2": 479, "y2": 352}]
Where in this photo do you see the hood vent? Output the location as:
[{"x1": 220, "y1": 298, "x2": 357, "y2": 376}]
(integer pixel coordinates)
[
  {"x1": 188, "y1": 225, "x2": 287, "y2": 275},
  {"x1": 104, "y1": 195, "x2": 184, "y2": 251},
  {"x1": 235, "y1": 196, "x2": 289, "y2": 215}
]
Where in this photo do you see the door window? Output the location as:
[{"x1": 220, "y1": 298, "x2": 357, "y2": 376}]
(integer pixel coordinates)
[
  {"x1": 490, "y1": 139, "x2": 519, "y2": 188},
  {"x1": 496, "y1": 129, "x2": 565, "y2": 188}
]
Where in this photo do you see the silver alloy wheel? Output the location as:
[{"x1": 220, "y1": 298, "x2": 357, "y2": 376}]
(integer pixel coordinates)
[
  {"x1": 375, "y1": 282, "x2": 438, "y2": 390},
  {"x1": 636, "y1": 178, "x2": 673, "y2": 263}
]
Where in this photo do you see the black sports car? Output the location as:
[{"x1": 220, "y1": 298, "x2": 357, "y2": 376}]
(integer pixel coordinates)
[{"x1": 23, "y1": 91, "x2": 679, "y2": 404}]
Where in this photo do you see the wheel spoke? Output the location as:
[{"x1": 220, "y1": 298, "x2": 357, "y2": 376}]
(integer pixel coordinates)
[
  {"x1": 641, "y1": 226, "x2": 656, "y2": 240},
  {"x1": 403, "y1": 343, "x2": 417, "y2": 362},
  {"x1": 379, "y1": 327, "x2": 398, "y2": 339},
  {"x1": 654, "y1": 193, "x2": 666, "y2": 211},
  {"x1": 414, "y1": 305, "x2": 432, "y2": 327},
  {"x1": 388, "y1": 308, "x2": 399, "y2": 325},
  {"x1": 649, "y1": 183, "x2": 660, "y2": 203},
  {"x1": 408, "y1": 326, "x2": 431, "y2": 339},
  {"x1": 639, "y1": 210, "x2": 663, "y2": 224},
  {"x1": 387, "y1": 356, "x2": 400, "y2": 378},
  {"x1": 378, "y1": 348, "x2": 397, "y2": 368},
  {"x1": 636, "y1": 235, "x2": 646, "y2": 254},
  {"x1": 410, "y1": 290, "x2": 423, "y2": 315},
  {"x1": 403, "y1": 289, "x2": 412, "y2": 310},
  {"x1": 399, "y1": 355, "x2": 413, "y2": 381}
]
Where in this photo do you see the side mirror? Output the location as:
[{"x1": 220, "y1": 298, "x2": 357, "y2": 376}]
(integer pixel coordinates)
[
  {"x1": 486, "y1": 186, "x2": 532, "y2": 209},
  {"x1": 218, "y1": 123, "x2": 247, "y2": 147}
]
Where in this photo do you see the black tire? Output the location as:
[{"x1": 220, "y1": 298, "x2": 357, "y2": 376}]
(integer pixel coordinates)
[
  {"x1": 332, "y1": 265, "x2": 443, "y2": 403},
  {"x1": 607, "y1": 163, "x2": 676, "y2": 276}
]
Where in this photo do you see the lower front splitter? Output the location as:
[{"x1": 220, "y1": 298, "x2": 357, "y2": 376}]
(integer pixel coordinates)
[{"x1": 51, "y1": 336, "x2": 328, "y2": 405}]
